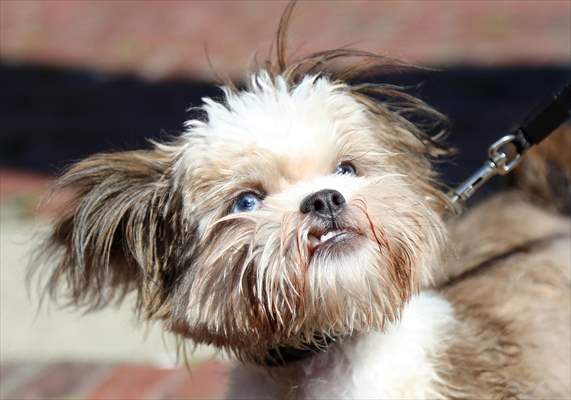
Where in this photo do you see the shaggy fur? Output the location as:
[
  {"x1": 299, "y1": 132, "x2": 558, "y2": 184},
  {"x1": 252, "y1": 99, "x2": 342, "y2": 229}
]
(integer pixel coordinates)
[{"x1": 32, "y1": 3, "x2": 570, "y2": 399}]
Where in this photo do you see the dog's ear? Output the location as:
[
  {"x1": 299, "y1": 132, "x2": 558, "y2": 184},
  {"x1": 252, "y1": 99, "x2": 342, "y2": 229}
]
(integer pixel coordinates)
[{"x1": 34, "y1": 148, "x2": 191, "y2": 317}]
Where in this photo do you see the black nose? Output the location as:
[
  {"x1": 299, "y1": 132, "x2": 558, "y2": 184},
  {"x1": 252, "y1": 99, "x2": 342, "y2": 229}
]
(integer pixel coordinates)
[{"x1": 300, "y1": 189, "x2": 346, "y2": 218}]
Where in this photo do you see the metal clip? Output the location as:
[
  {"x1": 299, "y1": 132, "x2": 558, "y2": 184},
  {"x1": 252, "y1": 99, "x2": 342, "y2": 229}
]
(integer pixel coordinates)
[
  {"x1": 449, "y1": 134, "x2": 523, "y2": 209},
  {"x1": 487, "y1": 134, "x2": 522, "y2": 175}
]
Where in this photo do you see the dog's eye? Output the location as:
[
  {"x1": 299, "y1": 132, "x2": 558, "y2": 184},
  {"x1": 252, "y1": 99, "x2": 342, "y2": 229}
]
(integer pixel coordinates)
[
  {"x1": 335, "y1": 162, "x2": 357, "y2": 176},
  {"x1": 232, "y1": 192, "x2": 262, "y2": 213}
]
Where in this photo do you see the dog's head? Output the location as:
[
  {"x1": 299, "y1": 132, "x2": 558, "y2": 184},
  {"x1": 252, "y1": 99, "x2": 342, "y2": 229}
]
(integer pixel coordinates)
[{"x1": 35, "y1": 46, "x2": 452, "y2": 363}]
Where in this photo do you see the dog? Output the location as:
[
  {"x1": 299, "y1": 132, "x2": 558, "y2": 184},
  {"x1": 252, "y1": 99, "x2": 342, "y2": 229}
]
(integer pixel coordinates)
[{"x1": 33, "y1": 6, "x2": 570, "y2": 399}]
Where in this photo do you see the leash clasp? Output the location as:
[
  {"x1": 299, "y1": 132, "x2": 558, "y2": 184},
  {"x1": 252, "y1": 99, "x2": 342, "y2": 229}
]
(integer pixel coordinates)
[
  {"x1": 488, "y1": 134, "x2": 522, "y2": 175},
  {"x1": 448, "y1": 82, "x2": 570, "y2": 212},
  {"x1": 449, "y1": 134, "x2": 522, "y2": 208}
]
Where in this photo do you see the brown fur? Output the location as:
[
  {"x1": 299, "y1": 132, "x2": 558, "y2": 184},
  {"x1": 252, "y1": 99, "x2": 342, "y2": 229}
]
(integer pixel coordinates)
[
  {"x1": 429, "y1": 128, "x2": 571, "y2": 398},
  {"x1": 30, "y1": 148, "x2": 195, "y2": 318},
  {"x1": 433, "y1": 192, "x2": 571, "y2": 398}
]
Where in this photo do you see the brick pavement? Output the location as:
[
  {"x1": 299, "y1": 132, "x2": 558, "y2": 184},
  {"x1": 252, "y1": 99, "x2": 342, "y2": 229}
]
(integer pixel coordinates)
[
  {"x1": 0, "y1": 361, "x2": 229, "y2": 400},
  {"x1": 0, "y1": 169, "x2": 64, "y2": 217},
  {"x1": 0, "y1": 170, "x2": 51, "y2": 199},
  {"x1": 1, "y1": 1, "x2": 569, "y2": 80}
]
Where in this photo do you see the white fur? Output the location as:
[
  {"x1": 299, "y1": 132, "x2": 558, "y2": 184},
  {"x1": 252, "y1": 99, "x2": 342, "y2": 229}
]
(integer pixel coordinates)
[
  {"x1": 184, "y1": 73, "x2": 368, "y2": 148},
  {"x1": 226, "y1": 291, "x2": 456, "y2": 399},
  {"x1": 180, "y1": 72, "x2": 380, "y2": 176}
]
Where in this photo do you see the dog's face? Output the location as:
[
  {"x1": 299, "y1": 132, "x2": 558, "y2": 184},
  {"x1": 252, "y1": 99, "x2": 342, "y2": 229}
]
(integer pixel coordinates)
[{"x1": 38, "y1": 67, "x2": 450, "y2": 363}]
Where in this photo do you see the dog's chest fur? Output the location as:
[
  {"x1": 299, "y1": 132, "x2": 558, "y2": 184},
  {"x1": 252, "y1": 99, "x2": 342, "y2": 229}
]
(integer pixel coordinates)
[{"x1": 227, "y1": 292, "x2": 456, "y2": 399}]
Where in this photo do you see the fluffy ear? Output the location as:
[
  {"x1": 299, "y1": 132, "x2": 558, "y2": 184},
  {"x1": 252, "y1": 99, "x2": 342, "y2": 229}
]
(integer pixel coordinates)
[{"x1": 34, "y1": 148, "x2": 192, "y2": 318}]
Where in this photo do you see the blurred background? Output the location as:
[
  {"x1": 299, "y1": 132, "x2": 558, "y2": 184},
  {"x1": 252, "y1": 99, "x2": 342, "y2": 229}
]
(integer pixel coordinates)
[{"x1": 1, "y1": 1, "x2": 570, "y2": 399}]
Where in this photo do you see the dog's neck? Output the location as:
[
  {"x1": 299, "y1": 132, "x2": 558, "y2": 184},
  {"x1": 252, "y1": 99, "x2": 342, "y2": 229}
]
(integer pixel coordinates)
[
  {"x1": 230, "y1": 292, "x2": 457, "y2": 399},
  {"x1": 260, "y1": 335, "x2": 336, "y2": 367}
]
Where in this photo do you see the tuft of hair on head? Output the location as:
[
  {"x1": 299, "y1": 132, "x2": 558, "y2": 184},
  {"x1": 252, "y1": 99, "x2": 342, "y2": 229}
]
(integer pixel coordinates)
[{"x1": 263, "y1": 0, "x2": 453, "y2": 159}]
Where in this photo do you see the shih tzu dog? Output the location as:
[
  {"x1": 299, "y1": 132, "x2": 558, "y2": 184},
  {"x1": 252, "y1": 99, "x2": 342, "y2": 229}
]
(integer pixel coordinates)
[{"x1": 33, "y1": 6, "x2": 570, "y2": 399}]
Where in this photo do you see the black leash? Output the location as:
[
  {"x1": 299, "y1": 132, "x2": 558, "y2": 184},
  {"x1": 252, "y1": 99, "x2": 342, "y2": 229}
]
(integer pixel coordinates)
[{"x1": 450, "y1": 82, "x2": 571, "y2": 210}]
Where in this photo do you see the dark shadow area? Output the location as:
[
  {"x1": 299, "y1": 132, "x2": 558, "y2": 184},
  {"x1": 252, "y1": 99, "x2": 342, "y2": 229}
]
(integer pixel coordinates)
[{"x1": 1, "y1": 62, "x2": 569, "y2": 198}]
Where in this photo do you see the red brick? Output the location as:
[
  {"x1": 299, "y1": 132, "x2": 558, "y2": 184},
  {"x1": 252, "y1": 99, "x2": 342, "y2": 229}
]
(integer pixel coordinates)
[
  {"x1": 86, "y1": 364, "x2": 178, "y2": 400},
  {"x1": 0, "y1": 364, "x2": 20, "y2": 383},
  {"x1": 0, "y1": 169, "x2": 74, "y2": 217},
  {"x1": 1, "y1": 1, "x2": 569, "y2": 80},
  {"x1": 0, "y1": 364, "x2": 42, "y2": 399},
  {"x1": 0, "y1": 169, "x2": 52, "y2": 199},
  {"x1": 161, "y1": 361, "x2": 229, "y2": 400},
  {"x1": 4, "y1": 362, "x2": 109, "y2": 400}
]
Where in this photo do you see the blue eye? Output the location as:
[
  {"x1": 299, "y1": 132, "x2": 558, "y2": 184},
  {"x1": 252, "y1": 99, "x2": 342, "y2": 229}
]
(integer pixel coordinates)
[
  {"x1": 232, "y1": 192, "x2": 262, "y2": 213},
  {"x1": 335, "y1": 162, "x2": 357, "y2": 176}
]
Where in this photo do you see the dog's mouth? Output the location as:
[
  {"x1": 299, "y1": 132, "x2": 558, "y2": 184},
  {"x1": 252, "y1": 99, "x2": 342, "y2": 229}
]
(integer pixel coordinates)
[{"x1": 307, "y1": 226, "x2": 361, "y2": 257}]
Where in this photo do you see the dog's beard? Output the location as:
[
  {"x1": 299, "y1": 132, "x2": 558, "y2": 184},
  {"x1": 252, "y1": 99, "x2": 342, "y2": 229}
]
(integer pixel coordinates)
[{"x1": 183, "y1": 179, "x2": 444, "y2": 363}]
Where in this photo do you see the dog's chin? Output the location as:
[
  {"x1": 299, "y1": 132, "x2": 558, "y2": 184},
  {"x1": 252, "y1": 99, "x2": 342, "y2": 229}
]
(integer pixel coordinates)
[
  {"x1": 182, "y1": 215, "x2": 422, "y2": 363},
  {"x1": 297, "y1": 232, "x2": 401, "y2": 329}
]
